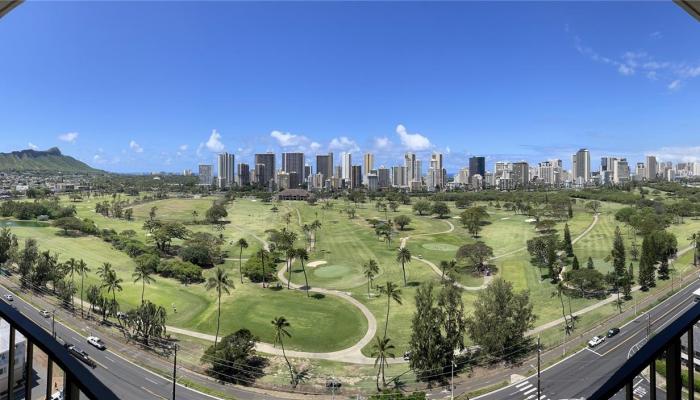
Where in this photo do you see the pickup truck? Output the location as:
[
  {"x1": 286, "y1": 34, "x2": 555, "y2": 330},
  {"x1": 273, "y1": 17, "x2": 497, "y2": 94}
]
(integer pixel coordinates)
[{"x1": 64, "y1": 343, "x2": 97, "y2": 368}]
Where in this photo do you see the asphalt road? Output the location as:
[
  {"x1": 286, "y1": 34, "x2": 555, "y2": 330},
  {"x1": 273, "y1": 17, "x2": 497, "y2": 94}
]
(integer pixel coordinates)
[
  {"x1": 0, "y1": 284, "x2": 283, "y2": 400},
  {"x1": 443, "y1": 280, "x2": 700, "y2": 400}
]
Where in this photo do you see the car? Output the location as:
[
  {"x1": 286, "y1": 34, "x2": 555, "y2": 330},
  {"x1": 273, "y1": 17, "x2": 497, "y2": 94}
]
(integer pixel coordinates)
[
  {"x1": 40, "y1": 309, "x2": 51, "y2": 318},
  {"x1": 607, "y1": 327, "x2": 621, "y2": 338},
  {"x1": 403, "y1": 351, "x2": 412, "y2": 361},
  {"x1": 50, "y1": 390, "x2": 63, "y2": 400},
  {"x1": 64, "y1": 344, "x2": 97, "y2": 368},
  {"x1": 87, "y1": 336, "x2": 106, "y2": 350},
  {"x1": 588, "y1": 335, "x2": 606, "y2": 347},
  {"x1": 3, "y1": 294, "x2": 13, "y2": 301}
]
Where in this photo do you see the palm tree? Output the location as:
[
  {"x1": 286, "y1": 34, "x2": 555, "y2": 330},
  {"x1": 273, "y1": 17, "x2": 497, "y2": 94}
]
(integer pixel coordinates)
[
  {"x1": 310, "y1": 219, "x2": 322, "y2": 247},
  {"x1": 257, "y1": 248, "x2": 270, "y2": 288},
  {"x1": 63, "y1": 258, "x2": 78, "y2": 307},
  {"x1": 439, "y1": 259, "x2": 457, "y2": 282},
  {"x1": 295, "y1": 248, "x2": 310, "y2": 296},
  {"x1": 378, "y1": 281, "x2": 402, "y2": 338},
  {"x1": 76, "y1": 259, "x2": 90, "y2": 318},
  {"x1": 192, "y1": 210, "x2": 198, "y2": 223},
  {"x1": 363, "y1": 259, "x2": 380, "y2": 298},
  {"x1": 205, "y1": 267, "x2": 235, "y2": 345},
  {"x1": 101, "y1": 269, "x2": 123, "y2": 318},
  {"x1": 236, "y1": 238, "x2": 248, "y2": 284},
  {"x1": 132, "y1": 262, "x2": 156, "y2": 304},
  {"x1": 396, "y1": 247, "x2": 412, "y2": 286},
  {"x1": 552, "y1": 281, "x2": 570, "y2": 335},
  {"x1": 285, "y1": 247, "x2": 296, "y2": 290},
  {"x1": 271, "y1": 316, "x2": 295, "y2": 387},
  {"x1": 689, "y1": 232, "x2": 700, "y2": 267},
  {"x1": 97, "y1": 262, "x2": 113, "y2": 283},
  {"x1": 371, "y1": 336, "x2": 395, "y2": 391}
]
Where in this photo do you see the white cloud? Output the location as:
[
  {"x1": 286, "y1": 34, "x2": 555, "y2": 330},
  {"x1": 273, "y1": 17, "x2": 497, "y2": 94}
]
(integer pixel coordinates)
[
  {"x1": 374, "y1": 137, "x2": 391, "y2": 150},
  {"x1": 445, "y1": 146, "x2": 451, "y2": 155},
  {"x1": 58, "y1": 132, "x2": 79, "y2": 143},
  {"x1": 310, "y1": 142, "x2": 321, "y2": 152},
  {"x1": 129, "y1": 140, "x2": 143, "y2": 153},
  {"x1": 668, "y1": 80, "x2": 682, "y2": 91},
  {"x1": 206, "y1": 129, "x2": 225, "y2": 152},
  {"x1": 27, "y1": 142, "x2": 38, "y2": 150},
  {"x1": 328, "y1": 136, "x2": 360, "y2": 153},
  {"x1": 179, "y1": 144, "x2": 188, "y2": 151},
  {"x1": 618, "y1": 64, "x2": 634, "y2": 76},
  {"x1": 93, "y1": 154, "x2": 106, "y2": 164},
  {"x1": 650, "y1": 31, "x2": 662, "y2": 39},
  {"x1": 395, "y1": 124, "x2": 431, "y2": 151},
  {"x1": 270, "y1": 130, "x2": 321, "y2": 153},
  {"x1": 651, "y1": 146, "x2": 700, "y2": 163}
]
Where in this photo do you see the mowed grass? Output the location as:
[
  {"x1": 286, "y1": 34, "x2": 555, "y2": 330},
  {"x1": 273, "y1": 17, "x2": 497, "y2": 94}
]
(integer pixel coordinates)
[{"x1": 130, "y1": 196, "x2": 218, "y2": 222}]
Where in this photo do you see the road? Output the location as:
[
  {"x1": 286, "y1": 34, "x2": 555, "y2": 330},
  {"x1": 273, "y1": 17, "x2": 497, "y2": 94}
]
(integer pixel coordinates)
[
  {"x1": 0, "y1": 284, "x2": 284, "y2": 400},
  {"x1": 438, "y1": 279, "x2": 700, "y2": 400}
]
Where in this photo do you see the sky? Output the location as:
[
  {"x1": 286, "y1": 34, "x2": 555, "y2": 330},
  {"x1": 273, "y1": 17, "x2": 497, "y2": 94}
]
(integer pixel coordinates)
[{"x1": 1, "y1": 1, "x2": 699, "y2": 174}]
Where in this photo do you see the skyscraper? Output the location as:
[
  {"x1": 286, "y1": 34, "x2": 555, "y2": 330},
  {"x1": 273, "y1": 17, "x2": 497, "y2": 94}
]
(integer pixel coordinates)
[
  {"x1": 427, "y1": 152, "x2": 444, "y2": 191},
  {"x1": 363, "y1": 153, "x2": 374, "y2": 181},
  {"x1": 351, "y1": 165, "x2": 362, "y2": 189},
  {"x1": 645, "y1": 155, "x2": 658, "y2": 180},
  {"x1": 391, "y1": 166, "x2": 407, "y2": 187},
  {"x1": 342, "y1": 152, "x2": 352, "y2": 182},
  {"x1": 237, "y1": 163, "x2": 250, "y2": 186},
  {"x1": 377, "y1": 167, "x2": 391, "y2": 188},
  {"x1": 512, "y1": 161, "x2": 529, "y2": 187},
  {"x1": 198, "y1": 164, "x2": 213, "y2": 185},
  {"x1": 469, "y1": 157, "x2": 485, "y2": 181},
  {"x1": 217, "y1": 152, "x2": 235, "y2": 189},
  {"x1": 282, "y1": 152, "x2": 304, "y2": 188},
  {"x1": 572, "y1": 149, "x2": 591, "y2": 183},
  {"x1": 254, "y1": 153, "x2": 276, "y2": 186},
  {"x1": 404, "y1": 153, "x2": 416, "y2": 182},
  {"x1": 316, "y1": 153, "x2": 333, "y2": 181}
]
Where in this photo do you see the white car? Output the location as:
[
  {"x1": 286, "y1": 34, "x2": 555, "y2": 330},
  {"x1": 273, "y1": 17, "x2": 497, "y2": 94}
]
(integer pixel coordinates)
[
  {"x1": 588, "y1": 335, "x2": 606, "y2": 347},
  {"x1": 50, "y1": 389, "x2": 63, "y2": 400},
  {"x1": 3, "y1": 294, "x2": 13, "y2": 301},
  {"x1": 40, "y1": 309, "x2": 51, "y2": 318},
  {"x1": 87, "y1": 336, "x2": 106, "y2": 350}
]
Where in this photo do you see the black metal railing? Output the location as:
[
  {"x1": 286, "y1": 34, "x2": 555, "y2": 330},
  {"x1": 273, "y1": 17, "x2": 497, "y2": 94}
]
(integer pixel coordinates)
[
  {"x1": 0, "y1": 301, "x2": 119, "y2": 400},
  {"x1": 589, "y1": 300, "x2": 700, "y2": 400}
]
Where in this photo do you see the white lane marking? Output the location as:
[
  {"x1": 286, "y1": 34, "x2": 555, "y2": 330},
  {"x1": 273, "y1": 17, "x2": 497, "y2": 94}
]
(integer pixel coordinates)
[
  {"x1": 586, "y1": 348, "x2": 602, "y2": 356},
  {"x1": 104, "y1": 355, "x2": 115, "y2": 363},
  {"x1": 523, "y1": 387, "x2": 537, "y2": 395},
  {"x1": 516, "y1": 381, "x2": 532, "y2": 388}
]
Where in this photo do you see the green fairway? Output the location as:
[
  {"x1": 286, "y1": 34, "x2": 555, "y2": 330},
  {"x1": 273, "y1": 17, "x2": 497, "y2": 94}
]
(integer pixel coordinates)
[{"x1": 421, "y1": 243, "x2": 459, "y2": 251}]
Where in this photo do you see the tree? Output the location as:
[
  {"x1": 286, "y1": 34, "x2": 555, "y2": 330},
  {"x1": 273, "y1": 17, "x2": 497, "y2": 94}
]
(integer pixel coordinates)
[
  {"x1": 206, "y1": 267, "x2": 235, "y2": 346},
  {"x1": 76, "y1": 259, "x2": 90, "y2": 318},
  {"x1": 63, "y1": 258, "x2": 78, "y2": 306},
  {"x1": 148, "y1": 206, "x2": 157, "y2": 221},
  {"x1": 0, "y1": 227, "x2": 16, "y2": 265},
  {"x1": 466, "y1": 278, "x2": 535, "y2": 363},
  {"x1": 237, "y1": 238, "x2": 248, "y2": 284},
  {"x1": 565, "y1": 269, "x2": 606, "y2": 297},
  {"x1": 431, "y1": 201, "x2": 451, "y2": 218},
  {"x1": 363, "y1": 259, "x2": 380, "y2": 298},
  {"x1": 18, "y1": 238, "x2": 38, "y2": 288},
  {"x1": 151, "y1": 222, "x2": 189, "y2": 253},
  {"x1": 132, "y1": 255, "x2": 157, "y2": 304},
  {"x1": 409, "y1": 283, "x2": 444, "y2": 380},
  {"x1": 295, "y1": 248, "x2": 310, "y2": 296},
  {"x1": 396, "y1": 247, "x2": 412, "y2": 286},
  {"x1": 52, "y1": 216, "x2": 84, "y2": 235},
  {"x1": 455, "y1": 242, "x2": 493, "y2": 274},
  {"x1": 124, "y1": 208, "x2": 133, "y2": 221},
  {"x1": 571, "y1": 255, "x2": 580, "y2": 270},
  {"x1": 201, "y1": 329, "x2": 265, "y2": 385},
  {"x1": 587, "y1": 256, "x2": 595, "y2": 270},
  {"x1": 205, "y1": 203, "x2": 228, "y2": 225},
  {"x1": 123, "y1": 300, "x2": 167, "y2": 346},
  {"x1": 379, "y1": 281, "x2": 403, "y2": 338},
  {"x1": 586, "y1": 200, "x2": 602, "y2": 214},
  {"x1": 562, "y1": 223, "x2": 574, "y2": 257},
  {"x1": 439, "y1": 259, "x2": 457, "y2": 282},
  {"x1": 394, "y1": 215, "x2": 412, "y2": 231},
  {"x1": 192, "y1": 210, "x2": 199, "y2": 223},
  {"x1": 101, "y1": 268, "x2": 123, "y2": 318},
  {"x1": 568, "y1": 202, "x2": 574, "y2": 219},
  {"x1": 460, "y1": 206, "x2": 489, "y2": 238},
  {"x1": 257, "y1": 248, "x2": 270, "y2": 288},
  {"x1": 412, "y1": 200, "x2": 432, "y2": 216},
  {"x1": 371, "y1": 336, "x2": 395, "y2": 391},
  {"x1": 611, "y1": 226, "x2": 626, "y2": 277},
  {"x1": 552, "y1": 281, "x2": 571, "y2": 335},
  {"x1": 271, "y1": 316, "x2": 297, "y2": 388}
]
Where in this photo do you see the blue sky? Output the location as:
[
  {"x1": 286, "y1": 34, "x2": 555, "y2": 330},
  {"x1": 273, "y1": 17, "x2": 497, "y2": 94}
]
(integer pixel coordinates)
[{"x1": 1, "y1": 1, "x2": 699, "y2": 173}]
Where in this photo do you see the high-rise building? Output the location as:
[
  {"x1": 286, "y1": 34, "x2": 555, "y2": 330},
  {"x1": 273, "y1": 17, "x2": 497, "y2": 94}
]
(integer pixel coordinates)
[
  {"x1": 391, "y1": 166, "x2": 407, "y2": 187},
  {"x1": 572, "y1": 149, "x2": 591, "y2": 183},
  {"x1": 342, "y1": 153, "x2": 352, "y2": 181},
  {"x1": 414, "y1": 160, "x2": 423, "y2": 182},
  {"x1": 316, "y1": 153, "x2": 333, "y2": 181},
  {"x1": 367, "y1": 173, "x2": 379, "y2": 192},
  {"x1": 254, "y1": 153, "x2": 276, "y2": 186},
  {"x1": 281, "y1": 152, "x2": 304, "y2": 188},
  {"x1": 512, "y1": 161, "x2": 529, "y2": 187},
  {"x1": 635, "y1": 162, "x2": 646, "y2": 180},
  {"x1": 351, "y1": 165, "x2": 362, "y2": 189},
  {"x1": 469, "y1": 157, "x2": 486, "y2": 182},
  {"x1": 363, "y1": 153, "x2": 374, "y2": 182},
  {"x1": 217, "y1": 152, "x2": 235, "y2": 189},
  {"x1": 198, "y1": 164, "x2": 213, "y2": 185},
  {"x1": 426, "y1": 152, "x2": 445, "y2": 191},
  {"x1": 404, "y1": 153, "x2": 417, "y2": 182},
  {"x1": 237, "y1": 163, "x2": 250, "y2": 186},
  {"x1": 304, "y1": 165, "x2": 312, "y2": 183},
  {"x1": 645, "y1": 155, "x2": 658, "y2": 180},
  {"x1": 612, "y1": 158, "x2": 630, "y2": 184},
  {"x1": 538, "y1": 160, "x2": 562, "y2": 185},
  {"x1": 182, "y1": 169, "x2": 192, "y2": 176},
  {"x1": 377, "y1": 167, "x2": 391, "y2": 188}
]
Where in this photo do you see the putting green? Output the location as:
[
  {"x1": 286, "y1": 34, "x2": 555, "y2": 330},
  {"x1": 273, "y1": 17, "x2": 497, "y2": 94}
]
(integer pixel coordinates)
[
  {"x1": 421, "y1": 243, "x2": 459, "y2": 251},
  {"x1": 313, "y1": 264, "x2": 352, "y2": 279}
]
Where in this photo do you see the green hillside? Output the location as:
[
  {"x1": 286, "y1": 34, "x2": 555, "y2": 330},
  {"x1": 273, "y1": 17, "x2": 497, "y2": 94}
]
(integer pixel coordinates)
[{"x1": 0, "y1": 147, "x2": 102, "y2": 173}]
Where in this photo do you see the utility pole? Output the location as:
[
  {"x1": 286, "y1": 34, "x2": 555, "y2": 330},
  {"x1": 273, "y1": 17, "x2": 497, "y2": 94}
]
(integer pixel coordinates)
[
  {"x1": 52, "y1": 310, "x2": 56, "y2": 338},
  {"x1": 451, "y1": 361, "x2": 455, "y2": 400},
  {"x1": 647, "y1": 313, "x2": 651, "y2": 340},
  {"x1": 537, "y1": 335, "x2": 541, "y2": 400},
  {"x1": 172, "y1": 344, "x2": 178, "y2": 400}
]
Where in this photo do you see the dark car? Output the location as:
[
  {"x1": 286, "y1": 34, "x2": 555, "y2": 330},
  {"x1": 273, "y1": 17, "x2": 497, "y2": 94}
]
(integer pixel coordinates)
[
  {"x1": 65, "y1": 344, "x2": 97, "y2": 368},
  {"x1": 607, "y1": 327, "x2": 621, "y2": 338}
]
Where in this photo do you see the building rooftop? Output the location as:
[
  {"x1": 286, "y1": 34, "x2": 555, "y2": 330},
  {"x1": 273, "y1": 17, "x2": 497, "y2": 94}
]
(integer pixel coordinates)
[{"x1": 0, "y1": 319, "x2": 27, "y2": 352}]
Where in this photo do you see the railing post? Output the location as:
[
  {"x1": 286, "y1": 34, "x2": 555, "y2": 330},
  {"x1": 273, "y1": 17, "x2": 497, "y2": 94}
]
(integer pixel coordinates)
[
  {"x1": 650, "y1": 360, "x2": 657, "y2": 400},
  {"x1": 625, "y1": 381, "x2": 633, "y2": 400},
  {"x1": 65, "y1": 376, "x2": 81, "y2": 400},
  {"x1": 666, "y1": 338, "x2": 682, "y2": 400},
  {"x1": 24, "y1": 341, "x2": 33, "y2": 400},
  {"x1": 45, "y1": 358, "x2": 53, "y2": 400},
  {"x1": 7, "y1": 326, "x2": 15, "y2": 399},
  {"x1": 689, "y1": 328, "x2": 695, "y2": 400}
]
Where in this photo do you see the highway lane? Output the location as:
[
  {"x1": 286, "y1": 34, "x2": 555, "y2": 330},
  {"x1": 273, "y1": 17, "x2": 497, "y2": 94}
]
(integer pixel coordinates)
[
  {"x1": 0, "y1": 284, "x2": 212, "y2": 400},
  {"x1": 465, "y1": 280, "x2": 700, "y2": 400}
]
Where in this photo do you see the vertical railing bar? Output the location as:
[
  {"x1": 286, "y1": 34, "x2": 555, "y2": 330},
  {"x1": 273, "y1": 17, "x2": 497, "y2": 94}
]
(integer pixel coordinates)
[
  {"x1": 651, "y1": 359, "x2": 657, "y2": 400},
  {"x1": 689, "y1": 328, "x2": 695, "y2": 400},
  {"x1": 625, "y1": 380, "x2": 633, "y2": 400},
  {"x1": 24, "y1": 341, "x2": 33, "y2": 400},
  {"x1": 7, "y1": 326, "x2": 15, "y2": 399},
  {"x1": 45, "y1": 358, "x2": 53, "y2": 400},
  {"x1": 667, "y1": 339, "x2": 683, "y2": 400}
]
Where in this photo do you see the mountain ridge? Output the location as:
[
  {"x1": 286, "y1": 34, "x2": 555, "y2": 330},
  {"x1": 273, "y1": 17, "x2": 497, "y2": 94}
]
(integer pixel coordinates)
[{"x1": 0, "y1": 147, "x2": 103, "y2": 173}]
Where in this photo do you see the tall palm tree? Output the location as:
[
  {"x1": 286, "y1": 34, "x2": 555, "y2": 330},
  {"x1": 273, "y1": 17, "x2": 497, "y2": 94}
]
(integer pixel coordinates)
[
  {"x1": 97, "y1": 262, "x2": 113, "y2": 283},
  {"x1": 101, "y1": 269, "x2": 123, "y2": 317},
  {"x1": 378, "y1": 281, "x2": 402, "y2": 338},
  {"x1": 285, "y1": 247, "x2": 296, "y2": 290},
  {"x1": 363, "y1": 259, "x2": 380, "y2": 298},
  {"x1": 205, "y1": 267, "x2": 235, "y2": 346},
  {"x1": 552, "y1": 281, "x2": 570, "y2": 335},
  {"x1": 371, "y1": 336, "x2": 395, "y2": 391},
  {"x1": 271, "y1": 316, "x2": 295, "y2": 387},
  {"x1": 132, "y1": 262, "x2": 156, "y2": 304},
  {"x1": 236, "y1": 238, "x2": 248, "y2": 284},
  {"x1": 257, "y1": 248, "x2": 270, "y2": 288},
  {"x1": 76, "y1": 259, "x2": 90, "y2": 318},
  {"x1": 689, "y1": 232, "x2": 700, "y2": 267},
  {"x1": 396, "y1": 247, "x2": 412, "y2": 286},
  {"x1": 439, "y1": 259, "x2": 457, "y2": 282},
  {"x1": 63, "y1": 258, "x2": 78, "y2": 307},
  {"x1": 311, "y1": 219, "x2": 322, "y2": 246}
]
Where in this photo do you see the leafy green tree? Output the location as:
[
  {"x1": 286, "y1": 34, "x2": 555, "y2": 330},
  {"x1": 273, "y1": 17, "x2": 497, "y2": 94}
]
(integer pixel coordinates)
[
  {"x1": 439, "y1": 259, "x2": 457, "y2": 282},
  {"x1": 18, "y1": 238, "x2": 38, "y2": 288},
  {"x1": 431, "y1": 201, "x2": 451, "y2": 218},
  {"x1": 466, "y1": 278, "x2": 535, "y2": 363},
  {"x1": 205, "y1": 203, "x2": 228, "y2": 225},
  {"x1": 409, "y1": 283, "x2": 444, "y2": 381},
  {"x1": 587, "y1": 256, "x2": 595, "y2": 270},
  {"x1": 363, "y1": 259, "x2": 380, "y2": 297},
  {"x1": 123, "y1": 300, "x2": 166, "y2": 346},
  {"x1": 565, "y1": 268, "x2": 606, "y2": 297},
  {"x1": 371, "y1": 336, "x2": 395, "y2": 391},
  {"x1": 460, "y1": 206, "x2": 489, "y2": 237},
  {"x1": 201, "y1": 329, "x2": 265, "y2": 385},
  {"x1": 562, "y1": 223, "x2": 574, "y2": 257},
  {"x1": 379, "y1": 281, "x2": 403, "y2": 338},
  {"x1": 552, "y1": 282, "x2": 571, "y2": 335},
  {"x1": 611, "y1": 226, "x2": 626, "y2": 276},
  {"x1": 571, "y1": 255, "x2": 580, "y2": 270},
  {"x1": 412, "y1": 200, "x2": 432, "y2": 216},
  {"x1": 206, "y1": 267, "x2": 235, "y2": 345},
  {"x1": 456, "y1": 242, "x2": 493, "y2": 274},
  {"x1": 396, "y1": 247, "x2": 412, "y2": 286},
  {"x1": 586, "y1": 200, "x2": 602, "y2": 214},
  {"x1": 394, "y1": 215, "x2": 412, "y2": 231},
  {"x1": 101, "y1": 268, "x2": 123, "y2": 318}
]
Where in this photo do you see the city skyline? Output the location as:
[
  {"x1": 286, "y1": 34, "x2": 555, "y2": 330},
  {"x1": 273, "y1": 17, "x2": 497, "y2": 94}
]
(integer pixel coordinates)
[{"x1": 2, "y1": 2, "x2": 700, "y2": 173}]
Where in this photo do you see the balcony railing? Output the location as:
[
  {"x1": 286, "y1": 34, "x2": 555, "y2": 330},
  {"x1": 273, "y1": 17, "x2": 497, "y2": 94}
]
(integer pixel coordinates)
[
  {"x1": 0, "y1": 300, "x2": 118, "y2": 400},
  {"x1": 589, "y1": 301, "x2": 700, "y2": 400}
]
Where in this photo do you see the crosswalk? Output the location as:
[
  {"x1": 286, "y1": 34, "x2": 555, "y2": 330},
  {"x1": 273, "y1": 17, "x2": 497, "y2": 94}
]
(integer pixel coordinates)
[{"x1": 515, "y1": 380, "x2": 549, "y2": 400}]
